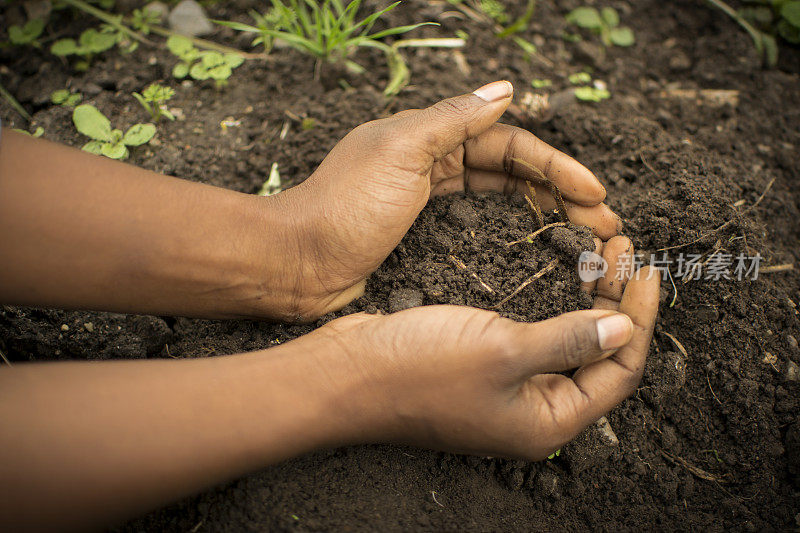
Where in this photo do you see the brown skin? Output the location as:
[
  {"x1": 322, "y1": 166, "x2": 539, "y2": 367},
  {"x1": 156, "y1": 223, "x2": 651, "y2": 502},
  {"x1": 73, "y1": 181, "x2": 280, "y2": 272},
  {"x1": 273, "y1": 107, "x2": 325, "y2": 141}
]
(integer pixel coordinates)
[{"x1": 0, "y1": 82, "x2": 658, "y2": 531}]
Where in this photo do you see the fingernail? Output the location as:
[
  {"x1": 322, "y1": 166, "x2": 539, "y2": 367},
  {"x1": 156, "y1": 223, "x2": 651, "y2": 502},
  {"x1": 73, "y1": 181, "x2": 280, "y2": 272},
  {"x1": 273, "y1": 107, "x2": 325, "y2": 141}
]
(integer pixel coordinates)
[
  {"x1": 596, "y1": 314, "x2": 633, "y2": 351},
  {"x1": 473, "y1": 81, "x2": 513, "y2": 102}
]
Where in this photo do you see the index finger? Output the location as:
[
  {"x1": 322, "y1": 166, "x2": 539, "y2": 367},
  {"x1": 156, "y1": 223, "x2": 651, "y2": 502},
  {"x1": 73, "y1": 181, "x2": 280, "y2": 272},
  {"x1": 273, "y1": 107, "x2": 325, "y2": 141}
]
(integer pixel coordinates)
[{"x1": 463, "y1": 123, "x2": 607, "y2": 207}]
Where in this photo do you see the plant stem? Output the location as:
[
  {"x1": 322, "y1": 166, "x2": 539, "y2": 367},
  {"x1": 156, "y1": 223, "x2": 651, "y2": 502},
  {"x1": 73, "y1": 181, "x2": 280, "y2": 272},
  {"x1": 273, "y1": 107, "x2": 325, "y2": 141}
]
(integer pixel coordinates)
[
  {"x1": 59, "y1": 0, "x2": 152, "y2": 44},
  {"x1": 0, "y1": 81, "x2": 32, "y2": 122},
  {"x1": 147, "y1": 25, "x2": 266, "y2": 59},
  {"x1": 705, "y1": 0, "x2": 765, "y2": 51}
]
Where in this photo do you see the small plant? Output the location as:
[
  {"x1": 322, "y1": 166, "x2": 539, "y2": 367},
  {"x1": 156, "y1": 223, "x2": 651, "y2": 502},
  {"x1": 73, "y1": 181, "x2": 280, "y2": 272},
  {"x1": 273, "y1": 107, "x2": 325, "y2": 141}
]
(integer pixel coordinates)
[
  {"x1": 8, "y1": 18, "x2": 45, "y2": 47},
  {"x1": 51, "y1": 28, "x2": 116, "y2": 70},
  {"x1": 72, "y1": 104, "x2": 156, "y2": 160},
  {"x1": 566, "y1": 6, "x2": 635, "y2": 47},
  {"x1": 568, "y1": 72, "x2": 592, "y2": 85},
  {"x1": 132, "y1": 83, "x2": 175, "y2": 122},
  {"x1": 12, "y1": 126, "x2": 45, "y2": 137},
  {"x1": 51, "y1": 89, "x2": 82, "y2": 108},
  {"x1": 167, "y1": 35, "x2": 244, "y2": 88},
  {"x1": 257, "y1": 162, "x2": 282, "y2": 196},
  {"x1": 100, "y1": 15, "x2": 140, "y2": 53},
  {"x1": 566, "y1": 72, "x2": 611, "y2": 102},
  {"x1": 575, "y1": 86, "x2": 611, "y2": 102},
  {"x1": 530, "y1": 78, "x2": 552, "y2": 89},
  {"x1": 215, "y1": 0, "x2": 436, "y2": 93},
  {"x1": 547, "y1": 449, "x2": 561, "y2": 460},
  {"x1": 129, "y1": 7, "x2": 163, "y2": 35},
  {"x1": 479, "y1": 0, "x2": 509, "y2": 24},
  {"x1": 707, "y1": 0, "x2": 799, "y2": 66}
]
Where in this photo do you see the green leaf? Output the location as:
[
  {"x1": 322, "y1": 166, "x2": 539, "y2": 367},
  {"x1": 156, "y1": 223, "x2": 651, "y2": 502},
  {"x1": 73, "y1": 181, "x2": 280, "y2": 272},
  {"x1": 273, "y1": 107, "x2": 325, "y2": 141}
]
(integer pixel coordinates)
[
  {"x1": 365, "y1": 22, "x2": 438, "y2": 41},
  {"x1": 568, "y1": 72, "x2": 591, "y2": 85},
  {"x1": 51, "y1": 89, "x2": 70, "y2": 104},
  {"x1": 213, "y1": 20, "x2": 260, "y2": 32},
  {"x1": 82, "y1": 140, "x2": 105, "y2": 154},
  {"x1": 207, "y1": 64, "x2": 233, "y2": 80},
  {"x1": 566, "y1": 7, "x2": 603, "y2": 29},
  {"x1": 781, "y1": 1, "x2": 800, "y2": 27},
  {"x1": 201, "y1": 51, "x2": 225, "y2": 67},
  {"x1": 600, "y1": 7, "x2": 620, "y2": 28},
  {"x1": 167, "y1": 34, "x2": 194, "y2": 56},
  {"x1": 173, "y1": 62, "x2": 190, "y2": 78},
  {"x1": 609, "y1": 27, "x2": 635, "y2": 46},
  {"x1": 122, "y1": 123, "x2": 156, "y2": 146},
  {"x1": 778, "y1": 18, "x2": 800, "y2": 42},
  {"x1": 224, "y1": 54, "x2": 245, "y2": 68},
  {"x1": 762, "y1": 32, "x2": 779, "y2": 66},
  {"x1": 531, "y1": 78, "x2": 552, "y2": 88},
  {"x1": 383, "y1": 47, "x2": 409, "y2": 96},
  {"x1": 73, "y1": 104, "x2": 113, "y2": 141},
  {"x1": 575, "y1": 86, "x2": 611, "y2": 102},
  {"x1": 190, "y1": 62, "x2": 210, "y2": 80},
  {"x1": 101, "y1": 142, "x2": 128, "y2": 159},
  {"x1": 79, "y1": 28, "x2": 115, "y2": 54},
  {"x1": 257, "y1": 162, "x2": 282, "y2": 195},
  {"x1": 132, "y1": 92, "x2": 151, "y2": 115},
  {"x1": 497, "y1": 0, "x2": 536, "y2": 38},
  {"x1": 512, "y1": 36, "x2": 537, "y2": 55},
  {"x1": 51, "y1": 38, "x2": 78, "y2": 56}
]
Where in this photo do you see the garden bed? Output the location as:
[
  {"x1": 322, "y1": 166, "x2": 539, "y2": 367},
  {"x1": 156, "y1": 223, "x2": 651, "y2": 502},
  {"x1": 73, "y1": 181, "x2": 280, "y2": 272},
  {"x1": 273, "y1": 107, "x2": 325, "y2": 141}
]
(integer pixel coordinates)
[{"x1": 1, "y1": 0, "x2": 799, "y2": 530}]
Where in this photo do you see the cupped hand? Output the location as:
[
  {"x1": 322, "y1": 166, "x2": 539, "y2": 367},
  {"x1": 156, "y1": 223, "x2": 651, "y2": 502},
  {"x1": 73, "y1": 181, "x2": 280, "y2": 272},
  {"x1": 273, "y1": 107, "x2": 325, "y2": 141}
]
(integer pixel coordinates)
[
  {"x1": 270, "y1": 81, "x2": 621, "y2": 320},
  {"x1": 292, "y1": 239, "x2": 659, "y2": 460}
]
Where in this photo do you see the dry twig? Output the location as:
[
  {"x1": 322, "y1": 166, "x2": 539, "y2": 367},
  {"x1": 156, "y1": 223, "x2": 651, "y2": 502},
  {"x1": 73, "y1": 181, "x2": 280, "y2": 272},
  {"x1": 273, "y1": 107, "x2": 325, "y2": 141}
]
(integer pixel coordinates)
[{"x1": 491, "y1": 259, "x2": 559, "y2": 309}]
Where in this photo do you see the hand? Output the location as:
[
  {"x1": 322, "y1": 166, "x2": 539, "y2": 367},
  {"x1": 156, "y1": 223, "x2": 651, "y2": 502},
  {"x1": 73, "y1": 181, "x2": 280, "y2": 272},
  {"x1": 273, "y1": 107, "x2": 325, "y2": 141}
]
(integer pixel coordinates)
[
  {"x1": 288, "y1": 239, "x2": 659, "y2": 459},
  {"x1": 269, "y1": 81, "x2": 622, "y2": 320}
]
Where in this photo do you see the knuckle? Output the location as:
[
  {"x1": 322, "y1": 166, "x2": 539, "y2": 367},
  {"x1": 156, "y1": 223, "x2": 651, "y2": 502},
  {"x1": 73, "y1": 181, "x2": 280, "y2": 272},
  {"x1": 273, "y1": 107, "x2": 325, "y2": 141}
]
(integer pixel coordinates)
[
  {"x1": 558, "y1": 324, "x2": 597, "y2": 368},
  {"x1": 434, "y1": 97, "x2": 475, "y2": 119}
]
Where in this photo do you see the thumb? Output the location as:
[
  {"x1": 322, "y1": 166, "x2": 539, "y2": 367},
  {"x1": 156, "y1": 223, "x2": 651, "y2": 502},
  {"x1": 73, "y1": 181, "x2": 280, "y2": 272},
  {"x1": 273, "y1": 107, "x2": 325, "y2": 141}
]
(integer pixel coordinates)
[
  {"x1": 506, "y1": 310, "x2": 634, "y2": 379},
  {"x1": 403, "y1": 81, "x2": 513, "y2": 160}
]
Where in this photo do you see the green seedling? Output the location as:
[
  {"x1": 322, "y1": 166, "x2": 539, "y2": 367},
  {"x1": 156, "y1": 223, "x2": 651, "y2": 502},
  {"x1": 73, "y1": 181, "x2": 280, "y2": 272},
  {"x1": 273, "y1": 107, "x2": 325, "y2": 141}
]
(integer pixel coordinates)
[
  {"x1": 167, "y1": 35, "x2": 244, "y2": 88},
  {"x1": 12, "y1": 126, "x2": 45, "y2": 137},
  {"x1": 707, "y1": 0, "x2": 799, "y2": 66},
  {"x1": 257, "y1": 162, "x2": 282, "y2": 196},
  {"x1": 497, "y1": 0, "x2": 537, "y2": 38},
  {"x1": 575, "y1": 86, "x2": 611, "y2": 102},
  {"x1": 100, "y1": 15, "x2": 140, "y2": 53},
  {"x1": 130, "y1": 7, "x2": 163, "y2": 34},
  {"x1": 513, "y1": 36, "x2": 538, "y2": 57},
  {"x1": 301, "y1": 117, "x2": 316, "y2": 131},
  {"x1": 547, "y1": 449, "x2": 561, "y2": 460},
  {"x1": 133, "y1": 83, "x2": 176, "y2": 122},
  {"x1": 72, "y1": 104, "x2": 155, "y2": 160},
  {"x1": 51, "y1": 28, "x2": 116, "y2": 70},
  {"x1": 214, "y1": 0, "x2": 438, "y2": 95},
  {"x1": 568, "y1": 72, "x2": 592, "y2": 85},
  {"x1": 51, "y1": 89, "x2": 82, "y2": 107},
  {"x1": 566, "y1": 6, "x2": 635, "y2": 47},
  {"x1": 531, "y1": 78, "x2": 552, "y2": 88},
  {"x1": 479, "y1": 0, "x2": 508, "y2": 24},
  {"x1": 8, "y1": 18, "x2": 45, "y2": 47}
]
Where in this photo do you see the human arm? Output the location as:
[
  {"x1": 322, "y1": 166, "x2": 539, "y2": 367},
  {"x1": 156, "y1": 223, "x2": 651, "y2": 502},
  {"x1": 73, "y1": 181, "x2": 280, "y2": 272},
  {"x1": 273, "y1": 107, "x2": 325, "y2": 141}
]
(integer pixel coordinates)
[
  {"x1": 0, "y1": 81, "x2": 619, "y2": 321},
  {"x1": 0, "y1": 240, "x2": 659, "y2": 531}
]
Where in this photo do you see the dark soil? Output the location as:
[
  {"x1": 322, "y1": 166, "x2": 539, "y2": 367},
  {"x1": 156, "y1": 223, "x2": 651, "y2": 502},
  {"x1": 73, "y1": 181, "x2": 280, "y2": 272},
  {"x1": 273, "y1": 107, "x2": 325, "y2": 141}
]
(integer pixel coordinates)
[{"x1": 2, "y1": 0, "x2": 800, "y2": 530}]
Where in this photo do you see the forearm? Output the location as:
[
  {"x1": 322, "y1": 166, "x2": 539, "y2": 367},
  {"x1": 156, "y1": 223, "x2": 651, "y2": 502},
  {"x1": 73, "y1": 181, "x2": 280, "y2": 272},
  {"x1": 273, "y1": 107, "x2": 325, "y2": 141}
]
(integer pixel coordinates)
[
  {"x1": 0, "y1": 342, "x2": 363, "y2": 531},
  {"x1": 0, "y1": 130, "x2": 301, "y2": 320}
]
